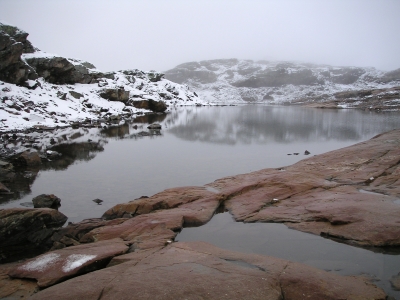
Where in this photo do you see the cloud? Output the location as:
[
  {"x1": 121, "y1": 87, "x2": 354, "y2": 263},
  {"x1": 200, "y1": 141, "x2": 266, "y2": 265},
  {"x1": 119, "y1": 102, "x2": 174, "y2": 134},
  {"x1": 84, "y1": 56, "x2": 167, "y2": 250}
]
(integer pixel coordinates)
[{"x1": 1, "y1": 0, "x2": 399, "y2": 72}]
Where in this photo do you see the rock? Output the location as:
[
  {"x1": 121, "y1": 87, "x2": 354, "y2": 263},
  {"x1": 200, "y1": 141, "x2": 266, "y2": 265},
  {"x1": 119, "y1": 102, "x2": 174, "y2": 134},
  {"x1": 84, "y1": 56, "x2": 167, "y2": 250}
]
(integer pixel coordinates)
[
  {"x1": 69, "y1": 91, "x2": 83, "y2": 99},
  {"x1": 304, "y1": 150, "x2": 310, "y2": 155},
  {"x1": 8, "y1": 238, "x2": 129, "y2": 288},
  {"x1": 32, "y1": 194, "x2": 61, "y2": 209},
  {"x1": 0, "y1": 208, "x2": 67, "y2": 263},
  {"x1": 92, "y1": 198, "x2": 103, "y2": 205},
  {"x1": 131, "y1": 99, "x2": 167, "y2": 112},
  {"x1": 99, "y1": 87, "x2": 129, "y2": 102},
  {"x1": 0, "y1": 23, "x2": 36, "y2": 53},
  {"x1": 0, "y1": 182, "x2": 10, "y2": 193},
  {"x1": 25, "y1": 56, "x2": 103, "y2": 84},
  {"x1": 208, "y1": 129, "x2": 400, "y2": 247},
  {"x1": 390, "y1": 273, "x2": 400, "y2": 291},
  {"x1": 147, "y1": 123, "x2": 162, "y2": 130},
  {"x1": 0, "y1": 261, "x2": 39, "y2": 299},
  {"x1": 0, "y1": 27, "x2": 37, "y2": 84},
  {"x1": 28, "y1": 241, "x2": 386, "y2": 300},
  {"x1": 146, "y1": 70, "x2": 164, "y2": 82},
  {"x1": 13, "y1": 150, "x2": 41, "y2": 167}
]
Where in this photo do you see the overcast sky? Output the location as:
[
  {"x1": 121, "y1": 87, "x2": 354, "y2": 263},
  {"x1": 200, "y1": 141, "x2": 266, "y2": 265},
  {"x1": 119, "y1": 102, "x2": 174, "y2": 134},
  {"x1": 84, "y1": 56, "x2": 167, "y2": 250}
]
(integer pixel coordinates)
[{"x1": 1, "y1": 0, "x2": 400, "y2": 72}]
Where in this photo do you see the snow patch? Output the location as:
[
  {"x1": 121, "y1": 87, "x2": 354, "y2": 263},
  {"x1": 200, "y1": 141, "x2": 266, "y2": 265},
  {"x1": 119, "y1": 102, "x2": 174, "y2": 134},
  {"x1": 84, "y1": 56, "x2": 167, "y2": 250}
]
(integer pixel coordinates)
[
  {"x1": 62, "y1": 254, "x2": 97, "y2": 272},
  {"x1": 20, "y1": 253, "x2": 61, "y2": 272}
]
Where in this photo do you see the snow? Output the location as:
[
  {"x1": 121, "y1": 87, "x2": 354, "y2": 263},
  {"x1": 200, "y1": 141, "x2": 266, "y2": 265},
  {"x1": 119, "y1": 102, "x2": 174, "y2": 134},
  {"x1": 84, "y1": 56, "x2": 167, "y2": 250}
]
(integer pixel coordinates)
[
  {"x1": 1, "y1": 51, "x2": 209, "y2": 132},
  {"x1": 62, "y1": 254, "x2": 97, "y2": 272},
  {"x1": 165, "y1": 59, "x2": 400, "y2": 105},
  {"x1": 20, "y1": 253, "x2": 61, "y2": 272}
]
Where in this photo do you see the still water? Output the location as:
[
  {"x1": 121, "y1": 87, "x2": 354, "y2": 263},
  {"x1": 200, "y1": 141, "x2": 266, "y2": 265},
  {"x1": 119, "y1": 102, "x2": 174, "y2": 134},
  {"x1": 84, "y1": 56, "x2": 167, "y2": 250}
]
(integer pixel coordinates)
[
  {"x1": 2, "y1": 105, "x2": 400, "y2": 222},
  {"x1": 2, "y1": 104, "x2": 400, "y2": 297}
]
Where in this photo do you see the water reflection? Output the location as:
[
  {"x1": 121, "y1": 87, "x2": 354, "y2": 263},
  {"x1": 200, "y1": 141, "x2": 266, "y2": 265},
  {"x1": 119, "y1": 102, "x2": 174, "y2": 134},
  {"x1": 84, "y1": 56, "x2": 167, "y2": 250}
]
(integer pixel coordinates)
[{"x1": 168, "y1": 105, "x2": 400, "y2": 144}]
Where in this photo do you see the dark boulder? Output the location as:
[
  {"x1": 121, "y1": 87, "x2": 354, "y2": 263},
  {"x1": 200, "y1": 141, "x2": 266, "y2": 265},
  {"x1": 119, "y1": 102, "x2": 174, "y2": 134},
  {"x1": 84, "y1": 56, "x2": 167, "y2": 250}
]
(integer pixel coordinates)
[
  {"x1": 24, "y1": 56, "x2": 103, "y2": 84},
  {"x1": 99, "y1": 87, "x2": 129, "y2": 102},
  {"x1": 0, "y1": 208, "x2": 67, "y2": 263},
  {"x1": 32, "y1": 194, "x2": 61, "y2": 210},
  {"x1": 147, "y1": 123, "x2": 162, "y2": 130},
  {"x1": 131, "y1": 99, "x2": 167, "y2": 112},
  {"x1": 0, "y1": 23, "x2": 36, "y2": 53},
  {"x1": 0, "y1": 30, "x2": 37, "y2": 84},
  {"x1": 13, "y1": 151, "x2": 41, "y2": 167}
]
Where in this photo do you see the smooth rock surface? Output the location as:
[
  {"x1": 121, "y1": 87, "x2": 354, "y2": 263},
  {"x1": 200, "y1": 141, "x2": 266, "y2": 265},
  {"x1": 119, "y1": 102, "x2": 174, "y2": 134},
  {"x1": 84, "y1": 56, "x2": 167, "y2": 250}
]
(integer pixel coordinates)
[
  {"x1": 8, "y1": 238, "x2": 129, "y2": 288},
  {"x1": 29, "y1": 241, "x2": 386, "y2": 300}
]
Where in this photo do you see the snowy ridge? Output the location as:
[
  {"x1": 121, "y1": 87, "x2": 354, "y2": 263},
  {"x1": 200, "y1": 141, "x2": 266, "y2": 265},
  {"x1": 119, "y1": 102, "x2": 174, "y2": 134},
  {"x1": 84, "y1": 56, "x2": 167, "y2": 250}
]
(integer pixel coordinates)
[
  {"x1": 0, "y1": 52, "x2": 209, "y2": 132},
  {"x1": 165, "y1": 59, "x2": 400, "y2": 104}
]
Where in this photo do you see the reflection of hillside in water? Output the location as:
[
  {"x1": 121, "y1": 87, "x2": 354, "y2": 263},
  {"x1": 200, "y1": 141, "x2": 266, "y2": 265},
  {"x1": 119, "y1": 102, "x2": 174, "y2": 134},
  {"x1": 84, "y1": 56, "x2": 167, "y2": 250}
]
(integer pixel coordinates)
[{"x1": 168, "y1": 106, "x2": 400, "y2": 144}]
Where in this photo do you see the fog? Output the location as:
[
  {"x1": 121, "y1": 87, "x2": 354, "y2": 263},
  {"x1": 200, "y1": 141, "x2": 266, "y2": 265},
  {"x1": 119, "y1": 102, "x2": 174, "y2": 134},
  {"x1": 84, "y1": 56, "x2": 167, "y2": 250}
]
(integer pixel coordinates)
[{"x1": 1, "y1": 0, "x2": 400, "y2": 72}]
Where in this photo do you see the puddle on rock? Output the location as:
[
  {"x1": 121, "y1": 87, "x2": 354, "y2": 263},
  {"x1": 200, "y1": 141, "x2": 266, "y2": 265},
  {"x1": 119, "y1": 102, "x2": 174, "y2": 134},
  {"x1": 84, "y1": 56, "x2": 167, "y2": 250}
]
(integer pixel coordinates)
[{"x1": 176, "y1": 212, "x2": 400, "y2": 299}]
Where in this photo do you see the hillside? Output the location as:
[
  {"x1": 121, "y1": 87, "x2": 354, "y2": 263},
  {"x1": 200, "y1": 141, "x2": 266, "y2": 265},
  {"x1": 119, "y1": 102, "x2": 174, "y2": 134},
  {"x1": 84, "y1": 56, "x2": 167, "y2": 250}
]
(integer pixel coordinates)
[
  {"x1": 0, "y1": 23, "x2": 206, "y2": 132},
  {"x1": 165, "y1": 59, "x2": 400, "y2": 109}
]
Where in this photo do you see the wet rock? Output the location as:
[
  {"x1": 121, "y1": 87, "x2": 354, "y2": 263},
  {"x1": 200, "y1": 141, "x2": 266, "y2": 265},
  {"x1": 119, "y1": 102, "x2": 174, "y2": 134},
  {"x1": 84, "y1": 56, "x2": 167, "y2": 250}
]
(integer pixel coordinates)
[
  {"x1": 304, "y1": 150, "x2": 310, "y2": 155},
  {"x1": 8, "y1": 238, "x2": 129, "y2": 288},
  {"x1": 0, "y1": 261, "x2": 39, "y2": 299},
  {"x1": 32, "y1": 194, "x2": 61, "y2": 209},
  {"x1": 13, "y1": 150, "x2": 41, "y2": 167},
  {"x1": 92, "y1": 198, "x2": 103, "y2": 205},
  {"x1": 147, "y1": 123, "x2": 162, "y2": 130},
  {"x1": 131, "y1": 99, "x2": 167, "y2": 112},
  {"x1": 0, "y1": 208, "x2": 67, "y2": 263},
  {"x1": 209, "y1": 129, "x2": 400, "y2": 247},
  {"x1": 28, "y1": 241, "x2": 386, "y2": 300},
  {"x1": 390, "y1": 273, "x2": 400, "y2": 291}
]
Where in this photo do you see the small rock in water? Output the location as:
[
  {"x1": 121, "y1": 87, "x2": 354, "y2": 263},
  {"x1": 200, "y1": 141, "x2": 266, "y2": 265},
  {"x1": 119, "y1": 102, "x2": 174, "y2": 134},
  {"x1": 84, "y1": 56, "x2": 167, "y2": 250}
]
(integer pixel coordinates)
[
  {"x1": 32, "y1": 194, "x2": 61, "y2": 210},
  {"x1": 293, "y1": 153, "x2": 299, "y2": 155},
  {"x1": 92, "y1": 198, "x2": 104, "y2": 205},
  {"x1": 147, "y1": 123, "x2": 162, "y2": 130},
  {"x1": 304, "y1": 150, "x2": 311, "y2": 155},
  {"x1": 287, "y1": 154, "x2": 292, "y2": 156}
]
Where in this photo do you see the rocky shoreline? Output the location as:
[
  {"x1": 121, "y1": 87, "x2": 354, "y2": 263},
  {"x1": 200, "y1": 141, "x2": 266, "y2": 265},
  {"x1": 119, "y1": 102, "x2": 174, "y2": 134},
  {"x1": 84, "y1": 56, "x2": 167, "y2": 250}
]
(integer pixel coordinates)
[{"x1": 0, "y1": 129, "x2": 399, "y2": 299}]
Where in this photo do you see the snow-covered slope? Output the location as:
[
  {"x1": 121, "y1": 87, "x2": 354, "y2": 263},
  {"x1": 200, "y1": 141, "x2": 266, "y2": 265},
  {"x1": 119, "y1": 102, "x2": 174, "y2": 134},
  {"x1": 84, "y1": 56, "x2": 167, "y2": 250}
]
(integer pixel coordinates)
[
  {"x1": 0, "y1": 23, "x2": 208, "y2": 132},
  {"x1": 165, "y1": 59, "x2": 400, "y2": 107}
]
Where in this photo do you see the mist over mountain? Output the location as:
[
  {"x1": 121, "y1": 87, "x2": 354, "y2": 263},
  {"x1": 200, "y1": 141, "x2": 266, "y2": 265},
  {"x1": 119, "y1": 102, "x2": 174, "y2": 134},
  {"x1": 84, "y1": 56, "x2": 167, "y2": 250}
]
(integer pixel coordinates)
[{"x1": 165, "y1": 59, "x2": 400, "y2": 109}]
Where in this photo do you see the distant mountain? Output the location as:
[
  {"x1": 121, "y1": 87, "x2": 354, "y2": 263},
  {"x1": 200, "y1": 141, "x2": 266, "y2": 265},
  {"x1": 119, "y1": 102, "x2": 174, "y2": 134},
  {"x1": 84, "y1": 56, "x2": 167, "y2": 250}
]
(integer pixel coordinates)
[
  {"x1": 0, "y1": 23, "x2": 206, "y2": 132},
  {"x1": 165, "y1": 59, "x2": 400, "y2": 109}
]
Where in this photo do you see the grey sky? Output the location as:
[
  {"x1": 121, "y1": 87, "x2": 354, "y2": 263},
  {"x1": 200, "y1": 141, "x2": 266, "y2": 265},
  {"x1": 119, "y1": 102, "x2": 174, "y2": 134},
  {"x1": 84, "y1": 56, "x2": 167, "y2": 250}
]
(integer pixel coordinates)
[{"x1": 1, "y1": 0, "x2": 400, "y2": 72}]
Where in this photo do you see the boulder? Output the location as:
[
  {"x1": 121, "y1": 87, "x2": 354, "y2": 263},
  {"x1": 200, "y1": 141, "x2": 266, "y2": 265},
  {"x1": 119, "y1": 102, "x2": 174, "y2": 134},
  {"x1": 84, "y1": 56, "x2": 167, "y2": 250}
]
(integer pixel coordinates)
[
  {"x1": 0, "y1": 208, "x2": 67, "y2": 263},
  {"x1": 13, "y1": 150, "x2": 41, "y2": 167},
  {"x1": 0, "y1": 23, "x2": 36, "y2": 53},
  {"x1": 99, "y1": 87, "x2": 129, "y2": 102},
  {"x1": 8, "y1": 238, "x2": 129, "y2": 288},
  {"x1": 131, "y1": 99, "x2": 167, "y2": 112},
  {"x1": 25, "y1": 56, "x2": 103, "y2": 84},
  {"x1": 147, "y1": 123, "x2": 162, "y2": 129},
  {"x1": 32, "y1": 194, "x2": 61, "y2": 209},
  {"x1": 0, "y1": 29, "x2": 37, "y2": 84},
  {"x1": 28, "y1": 241, "x2": 386, "y2": 300}
]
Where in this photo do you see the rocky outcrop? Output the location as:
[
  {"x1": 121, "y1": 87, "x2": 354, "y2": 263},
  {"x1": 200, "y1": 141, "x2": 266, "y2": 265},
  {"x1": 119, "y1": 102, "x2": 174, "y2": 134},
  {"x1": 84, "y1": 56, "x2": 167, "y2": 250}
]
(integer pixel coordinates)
[
  {"x1": 99, "y1": 87, "x2": 129, "y2": 102},
  {"x1": 27, "y1": 241, "x2": 386, "y2": 300},
  {"x1": 0, "y1": 208, "x2": 67, "y2": 262},
  {"x1": 131, "y1": 99, "x2": 167, "y2": 112},
  {"x1": 24, "y1": 55, "x2": 104, "y2": 84},
  {"x1": 0, "y1": 25, "x2": 37, "y2": 85},
  {"x1": 8, "y1": 238, "x2": 129, "y2": 288}
]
